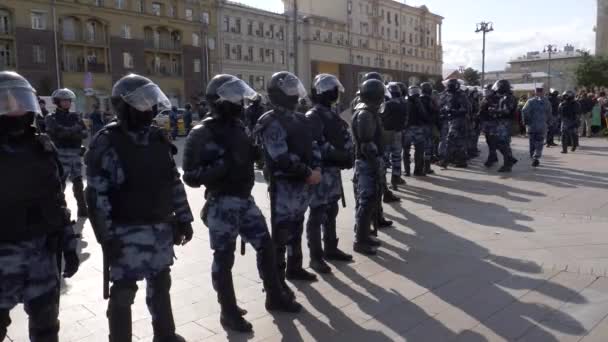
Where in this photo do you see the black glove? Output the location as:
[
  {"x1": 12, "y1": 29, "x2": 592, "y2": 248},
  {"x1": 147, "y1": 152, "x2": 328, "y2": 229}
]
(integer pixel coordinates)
[
  {"x1": 173, "y1": 222, "x2": 194, "y2": 246},
  {"x1": 102, "y1": 238, "x2": 123, "y2": 262},
  {"x1": 63, "y1": 251, "x2": 80, "y2": 278}
]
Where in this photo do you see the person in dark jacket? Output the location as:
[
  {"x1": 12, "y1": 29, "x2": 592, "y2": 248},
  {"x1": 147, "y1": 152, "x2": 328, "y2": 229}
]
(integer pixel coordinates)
[
  {"x1": 383, "y1": 82, "x2": 408, "y2": 187},
  {"x1": 559, "y1": 90, "x2": 581, "y2": 153},
  {"x1": 183, "y1": 103, "x2": 193, "y2": 135}
]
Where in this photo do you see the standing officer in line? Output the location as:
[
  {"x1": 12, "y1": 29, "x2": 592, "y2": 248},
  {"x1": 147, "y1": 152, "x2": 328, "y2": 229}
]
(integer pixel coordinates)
[
  {"x1": 383, "y1": 82, "x2": 407, "y2": 188},
  {"x1": 85, "y1": 74, "x2": 194, "y2": 342},
  {"x1": 45, "y1": 88, "x2": 88, "y2": 217},
  {"x1": 419, "y1": 82, "x2": 438, "y2": 175},
  {"x1": 182, "y1": 74, "x2": 302, "y2": 333},
  {"x1": 522, "y1": 86, "x2": 552, "y2": 167},
  {"x1": 559, "y1": 90, "x2": 581, "y2": 154},
  {"x1": 351, "y1": 79, "x2": 387, "y2": 256},
  {"x1": 467, "y1": 87, "x2": 482, "y2": 158},
  {"x1": 255, "y1": 71, "x2": 322, "y2": 295},
  {"x1": 439, "y1": 79, "x2": 471, "y2": 168},
  {"x1": 402, "y1": 85, "x2": 430, "y2": 177},
  {"x1": 0, "y1": 71, "x2": 80, "y2": 342},
  {"x1": 481, "y1": 80, "x2": 518, "y2": 172},
  {"x1": 546, "y1": 90, "x2": 561, "y2": 147},
  {"x1": 305, "y1": 74, "x2": 354, "y2": 274}
]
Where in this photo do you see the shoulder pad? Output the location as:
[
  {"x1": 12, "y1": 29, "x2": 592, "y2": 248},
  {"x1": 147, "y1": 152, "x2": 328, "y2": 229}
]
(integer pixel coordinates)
[
  {"x1": 256, "y1": 110, "x2": 276, "y2": 127},
  {"x1": 35, "y1": 134, "x2": 58, "y2": 154},
  {"x1": 104, "y1": 122, "x2": 121, "y2": 131}
]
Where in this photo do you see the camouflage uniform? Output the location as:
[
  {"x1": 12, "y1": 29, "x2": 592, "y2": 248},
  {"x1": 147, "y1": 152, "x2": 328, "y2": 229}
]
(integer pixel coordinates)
[
  {"x1": 0, "y1": 132, "x2": 79, "y2": 342},
  {"x1": 559, "y1": 99, "x2": 581, "y2": 151},
  {"x1": 480, "y1": 92, "x2": 518, "y2": 165},
  {"x1": 85, "y1": 125, "x2": 193, "y2": 340},
  {"x1": 255, "y1": 108, "x2": 321, "y2": 277},
  {"x1": 305, "y1": 104, "x2": 354, "y2": 262},
  {"x1": 439, "y1": 90, "x2": 471, "y2": 165}
]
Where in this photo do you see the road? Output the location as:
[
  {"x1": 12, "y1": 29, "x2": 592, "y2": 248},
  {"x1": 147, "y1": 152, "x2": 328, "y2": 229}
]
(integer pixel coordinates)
[{"x1": 6, "y1": 136, "x2": 608, "y2": 342}]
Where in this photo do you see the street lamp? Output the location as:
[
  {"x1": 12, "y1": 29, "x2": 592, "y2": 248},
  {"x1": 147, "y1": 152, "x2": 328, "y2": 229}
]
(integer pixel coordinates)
[
  {"x1": 475, "y1": 21, "x2": 494, "y2": 87},
  {"x1": 543, "y1": 44, "x2": 558, "y2": 91}
]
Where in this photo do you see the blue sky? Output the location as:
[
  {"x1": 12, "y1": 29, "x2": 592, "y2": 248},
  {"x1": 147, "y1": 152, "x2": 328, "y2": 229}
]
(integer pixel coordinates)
[{"x1": 235, "y1": 0, "x2": 597, "y2": 72}]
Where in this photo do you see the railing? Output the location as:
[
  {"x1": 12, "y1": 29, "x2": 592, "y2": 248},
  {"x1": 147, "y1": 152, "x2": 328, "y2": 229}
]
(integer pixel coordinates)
[
  {"x1": 87, "y1": 62, "x2": 106, "y2": 73},
  {"x1": 62, "y1": 31, "x2": 106, "y2": 45},
  {"x1": 62, "y1": 59, "x2": 85, "y2": 72},
  {"x1": 144, "y1": 39, "x2": 181, "y2": 51},
  {"x1": 0, "y1": 26, "x2": 11, "y2": 35},
  {"x1": 145, "y1": 65, "x2": 182, "y2": 77}
]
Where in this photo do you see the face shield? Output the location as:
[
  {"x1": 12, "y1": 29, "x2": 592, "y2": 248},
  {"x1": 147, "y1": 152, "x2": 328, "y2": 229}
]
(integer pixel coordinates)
[
  {"x1": 216, "y1": 78, "x2": 258, "y2": 105},
  {"x1": 278, "y1": 73, "x2": 307, "y2": 99},
  {"x1": 120, "y1": 83, "x2": 172, "y2": 112},
  {"x1": 409, "y1": 86, "x2": 421, "y2": 97},
  {"x1": 0, "y1": 81, "x2": 41, "y2": 117},
  {"x1": 314, "y1": 74, "x2": 345, "y2": 94}
]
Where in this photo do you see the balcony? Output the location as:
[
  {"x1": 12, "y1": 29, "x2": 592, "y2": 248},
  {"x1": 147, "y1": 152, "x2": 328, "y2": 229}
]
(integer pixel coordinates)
[
  {"x1": 62, "y1": 32, "x2": 106, "y2": 46},
  {"x1": 62, "y1": 59, "x2": 85, "y2": 73},
  {"x1": 144, "y1": 39, "x2": 181, "y2": 51},
  {"x1": 146, "y1": 65, "x2": 182, "y2": 77},
  {"x1": 87, "y1": 62, "x2": 106, "y2": 73}
]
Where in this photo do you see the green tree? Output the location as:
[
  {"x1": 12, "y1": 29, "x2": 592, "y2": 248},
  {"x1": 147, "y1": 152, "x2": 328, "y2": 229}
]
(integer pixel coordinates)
[
  {"x1": 462, "y1": 67, "x2": 481, "y2": 86},
  {"x1": 575, "y1": 55, "x2": 608, "y2": 88}
]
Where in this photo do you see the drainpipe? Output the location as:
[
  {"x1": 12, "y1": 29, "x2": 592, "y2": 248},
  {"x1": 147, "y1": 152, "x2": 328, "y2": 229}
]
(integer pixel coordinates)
[{"x1": 52, "y1": 0, "x2": 61, "y2": 88}]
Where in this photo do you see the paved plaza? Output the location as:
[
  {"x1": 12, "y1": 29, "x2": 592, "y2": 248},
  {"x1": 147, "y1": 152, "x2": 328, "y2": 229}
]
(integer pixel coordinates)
[{"x1": 6, "y1": 136, "x2": 608, "y2": 342}]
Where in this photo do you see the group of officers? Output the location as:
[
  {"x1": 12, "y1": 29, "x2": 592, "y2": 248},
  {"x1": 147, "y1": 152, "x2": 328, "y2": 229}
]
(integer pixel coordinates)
[{"x1": 0, "y1": 65, "x2": 578, "y2": 341}]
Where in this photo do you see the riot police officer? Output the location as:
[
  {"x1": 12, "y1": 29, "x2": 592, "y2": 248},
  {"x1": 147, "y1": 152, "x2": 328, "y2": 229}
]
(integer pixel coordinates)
[
  {"x1": 351, "y1": 79, "x2": 387, "y2": 256},
  {"x1": 305, "y1": 74, "x2": 354, "y2": 274},
  {"x1": 559, "y1": 90, "x2": 581, "y2": 153},
  {"x1": 420, "y1": 82, "x2": 438, "y2": 175},
  {"x1": 85, "y1": 74, "x2": 194, "y2": 342},
  {"x1": 546, "y1": 90, "x2": 561, "y2": 147},
  {"x1": 480, "y1": 80, "x2": 518, "y2": 172},
  {"x1": 244, "y1": 94, "x2": 266, "y2": 169},
  {"x1": 403, "y1": 85, "x2": 431, "y2": 176},
  {"x1": 255, "y1": 71, "x2": 322, "y2": 293},
  {"x1": 45, "y1": 88, "x2": 88, "y2": 217},
  {"x1": 0, "y1": 71, "x2": 80, "y2": 342},
  {"x1": 182, "y1": 74, "x2": 301, "y2": 333},
  {"x1": 438, "y1": 79, "x2": 471, "y2": 168},
  {"x1": 467, "y1": 87, "x2": 482, "y2": 158},
  {"x1": 383, "y1": 82, "x2": 407, "y2": 187}
]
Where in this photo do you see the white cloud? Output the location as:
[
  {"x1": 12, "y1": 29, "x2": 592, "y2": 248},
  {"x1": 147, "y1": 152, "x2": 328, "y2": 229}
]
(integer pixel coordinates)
[{"x1": 443, "y1": 18, "x2": 595, "y2": 72}]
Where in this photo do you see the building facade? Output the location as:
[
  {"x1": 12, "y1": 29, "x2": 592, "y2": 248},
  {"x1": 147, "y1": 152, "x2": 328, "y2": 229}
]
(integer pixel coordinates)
[
  {"x1": 284, "y1": 0, "x2": 443, "y2": 104},
  {"x1": 507, "y1": 45, "x2": 588, "y2": 92},
  {"x1": 0, "y1": 0, "x2": 218, "y2": 112},
  {"x1": 216, "y1": 1, "x2": 294, "y2": 94},
  {"x1": 598, "y1": 0, "x2": 608, "y2": 56}
]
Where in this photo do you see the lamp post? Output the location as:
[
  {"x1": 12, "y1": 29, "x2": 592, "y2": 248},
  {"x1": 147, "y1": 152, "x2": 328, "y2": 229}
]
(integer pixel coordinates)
[
  {"x1": 475, "y1": 21, "x2": 493, "y2": 88},
  {"x1": 543, "y1": 44, "x2": 558, "y2": 91}
]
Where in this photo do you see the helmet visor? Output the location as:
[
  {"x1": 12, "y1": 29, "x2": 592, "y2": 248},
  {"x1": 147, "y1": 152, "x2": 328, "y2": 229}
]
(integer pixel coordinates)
[
  {"x1": 278, "y1": 73, "x2": 307, "y2": 98},
  {"x1": 52, "y1": 88, "x2": 76, "y2": 101},
  {"x1": 216, "y1": 79, "x2": 258, "y2": 105},
  {"x1": 0, "y1": 82, "x2": 41, "y2": 116},
  {"x1": 409, "y1": 86, "x2": 421, "y2": 96},
  {"x1": 121, "y1": 83, "x2": 172, "y2": 112},
  {"x1": 314, "y1": 74, "x2": 345, "y2": 94}
]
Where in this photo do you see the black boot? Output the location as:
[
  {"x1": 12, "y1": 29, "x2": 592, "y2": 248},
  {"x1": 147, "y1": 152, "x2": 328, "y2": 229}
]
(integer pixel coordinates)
[
  {"x1": 353, "y1": 208, "x2": 377, "y2": 256},
  {"x1": 390, "y1": 175, "x2": 405, "y2": 189},
  {"x1": 108, "y1": 282, "x2": 135, "y2": 342},
  {"x1": 424, "y1": 160, "x2": 435, "y2": 175},
  {"x1": 259, "y1": 240, "x2": 302, "y2": 313},
  {"x1": 306, "y1": 206, "x2": 331, "y2": 274},
  {"x1": 383, "y1": 188, "x2": 401, "y2": 203},
  {"x1": 403, "y1": 152, "x2": 411, "y2": 176},
  {"x1": 377, "y1": 216, "x2": 393, "y2": 228},
  {"x1": 286, "y1": 240, "x2": 317, "y2": 281},
  {"x1": 73, "y1": 178, "x2": 88, "y2": 218},
  {"x1": 0, "y1": 309, "x2": 9, "y2": 342},
  {"x1": 484, "y1": 155, "x2": 498, "y2": 168},
  {"x1": 274, "y1": 245, "x2": 295, "y2": 301},
  {"x1": 497, "y1": 156, "x2": 516, "y2": 173},
  {"x1": 148, "y1": 270, "x2": 186, "y2": 342},
  {"x1": 213, "y1": 251, "x2": 252, "y2": 333},
  {"x1": 28, "y1": 292, "x2": 60, "y2": 342},
  {"x1": 413, "y1": 148, "x2": 425, "y2": 176},
  {"x1": 324, "y1": 239, "x2": 353, "y2": 262},
  {"x1": 572, "y1": 135, "x2": 578, "y2": 151}
]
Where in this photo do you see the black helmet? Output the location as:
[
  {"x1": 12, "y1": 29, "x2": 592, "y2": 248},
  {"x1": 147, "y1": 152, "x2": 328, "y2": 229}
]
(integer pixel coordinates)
[
  {"x1": 0, "y1": 71, "x2": 41, "y2": 134},
  {"x1": 408, "y1": 85, "x2": 422, "y2": 97},
  {"x1": 267, "y1": 71, "x2": 306, "y2": 111},
  {"x1": 359, "y1": 79, "x2": 386, "y2": 107},
  {"x1": 420, "y1": 82, "x2": 433, "y2": 96},
  {"x1": 386, "y1": 82, "x2": 402, "y2": 98},
  {"x1": 445, "y1": 79, "x2": 461, "y2": 93},
  {"x1": 362, "y1": 72, "x2": 383, "y2": 83},
  {"x1": 483, "y1": 83, "x2": 494, "y2": 97},
  {"x1": 51, "y1": 88, "x2": 76, "y2": 107},
  {"x1": 562, "y1": 90, "x2": 575, "y2": 100},
  {"x1": 111, "y1": 73, "x2": 171, "y2": 131},
  {"x1": 397, "y1": 82, "x2": 408, "y2": 97},
  {"x1": 206, "y1": 74, "x2": 257, "y2": 118},
  {"x1": 311, "y1": 74, "x2": 344, "y2": 106},
  {"x1": 492, "y1": 79, "x2": 512, "y2": 94}
]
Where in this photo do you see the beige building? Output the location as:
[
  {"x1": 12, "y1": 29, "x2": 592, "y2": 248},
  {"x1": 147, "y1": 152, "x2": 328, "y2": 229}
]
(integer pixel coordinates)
[
  {"x1": 0, "y1": 0, "x2": 218, "y2": 112},
  {"x1": 284, "y1": 0, "x2": 443, "y2": 103},
  {"x1": 507, "y1": 45, "x2": 588, "y2": 92},
  {"x1": 597, "y1": 0, "x2": 608, "y2": 56},
  {"x1": 216, "y1": 1, "x2": 294, "y2": 94}
]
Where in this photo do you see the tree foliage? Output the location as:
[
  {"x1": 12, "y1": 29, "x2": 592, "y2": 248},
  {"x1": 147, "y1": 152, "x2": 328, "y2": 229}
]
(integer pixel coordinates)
[
  {"x1": 462, "y1": 67, "x2": 481, "y2": 86},
  {"x1": 575, "y1": 55, "x2": 608, "y2": 88}
]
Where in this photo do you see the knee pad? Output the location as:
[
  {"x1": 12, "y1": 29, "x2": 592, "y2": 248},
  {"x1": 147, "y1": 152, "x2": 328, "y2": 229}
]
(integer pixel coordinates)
[
  {"x1": 149, "y1": 269, "x2": 172, "y2": 293},
  {"x1": 110, "y1": 280, "x2": 138, "y2": 306}
]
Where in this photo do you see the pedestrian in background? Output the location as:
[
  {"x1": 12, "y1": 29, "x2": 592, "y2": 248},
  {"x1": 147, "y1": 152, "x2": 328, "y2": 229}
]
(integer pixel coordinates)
[
  {"x1": 183, "y1": 103, "x2": 193, "y2": 135},
  {"x1": 577, "y1": 91, "x2": 594, "y2": 138},
  {"x1": 169, "y1": 105, "x2": 179, "y2": 140}
]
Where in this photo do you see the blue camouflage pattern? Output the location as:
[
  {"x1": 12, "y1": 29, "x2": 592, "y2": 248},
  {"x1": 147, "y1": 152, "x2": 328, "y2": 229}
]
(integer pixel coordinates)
[
  {"x1": 443, "y1": 117, "x2": 468, "y2": 161},
  {"x1": 354, "y1": 158, "x2": 382, "y2": 224},
  {"x1": 422, "y1": 125, "x2": 434, "y2": 161},
  {"x1": 57, "y1": 148, "x2": 83, "y2": 182},
  {"x1": 0, "y1": 238, "x2": 59, "y2": 309},
  {"x1": 86, "y1": 128, "x2": 193, "y2": 282},
  {"x1": 483, "y1": 119, "x2": 513, "y2": 160},
  {"x1": 403, "y1": 126, "x2": 427, "y2": 165}
]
